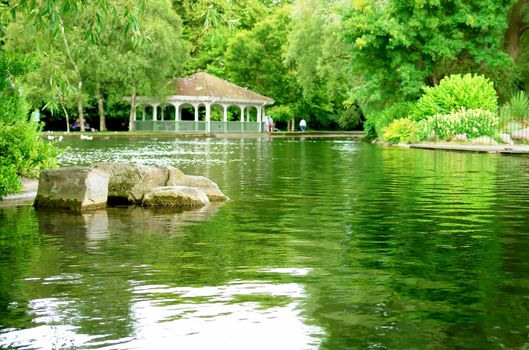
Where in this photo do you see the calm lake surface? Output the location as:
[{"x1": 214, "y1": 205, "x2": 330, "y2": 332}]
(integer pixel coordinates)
[{"x1": 2, "y1": 136, "x2": 529, "y2": 349}]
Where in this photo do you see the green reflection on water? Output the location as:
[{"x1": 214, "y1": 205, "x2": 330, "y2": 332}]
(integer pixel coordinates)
[{"x1": 2, "y1": 138, "x2": 529, "y2": 349}]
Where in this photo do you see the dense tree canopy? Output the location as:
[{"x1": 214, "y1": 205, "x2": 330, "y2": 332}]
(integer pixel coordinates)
[
  {"x1": 3, "y1": 0, "x2": 528, "y2": 133},
  {"x1": 0, "y1": 0, "x2": 528, "y2": 192}
]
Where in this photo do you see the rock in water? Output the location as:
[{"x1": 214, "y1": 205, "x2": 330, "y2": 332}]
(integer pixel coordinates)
[
  {"x1": 142, "y1": 186, "x2": 210, "y2": 208},
  {"x1": 183, "y1": 175, "x2": 229, "y2": 202},
  {"x1": 34, "y1": 167, "x2": 109, "y2": 211},
  {"x1": 93, "y1": 162, "x2": 170, "y2": 204}
]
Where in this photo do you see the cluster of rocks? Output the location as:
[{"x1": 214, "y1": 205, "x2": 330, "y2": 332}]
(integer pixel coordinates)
[
  {"x1": 34, "y1": 162, "x2": 228, "y2": 211},
  {"x1": 450, "y1": 128, "x2": 529, "y2": 145}
]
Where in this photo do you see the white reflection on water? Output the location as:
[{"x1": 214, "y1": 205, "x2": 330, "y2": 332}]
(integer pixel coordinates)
[
  {"x1": 127, "y1": 280, "x2": 322, "y2": 350},
  {"x1": 0, "y1": 325, "x2": 97, "y2": 349},
  {"x1": 0, "y1": 280, "x2": 323, "y2": 350},
  {"x1": 259, "y1": 268, "x2": 313, "y2": 276}
]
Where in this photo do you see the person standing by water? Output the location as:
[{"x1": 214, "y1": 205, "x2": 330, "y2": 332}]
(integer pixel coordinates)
[
  {"x1": 299, "y1": 118, "x2": 307, "y2": 132},
  {"x1": 267, "y1": 115, "x2": 274, "y2": 132}
]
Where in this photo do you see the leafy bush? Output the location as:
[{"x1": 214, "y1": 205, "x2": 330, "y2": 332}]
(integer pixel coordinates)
[
  {"x1": 336, "y1": 104, "x2": 364, "y2": 130},
  {"x1": 412, "y1": 74, "x2": 498, "y2": 121},
  {"x1": 417, "y1": 108, "x2": 499, "y2": 141},
  {"x1": 364, "y1": 102, "x2": 414, "y2": 139},
  {"x1": 382, "y1": 118, "x2": 419, "y2": 144},
  {"x1": 0, "y1": 51, "x2": 60, "y2": 198},
  {"x1": 500, "y1": 90, "x2": 529, "y2": 121}
]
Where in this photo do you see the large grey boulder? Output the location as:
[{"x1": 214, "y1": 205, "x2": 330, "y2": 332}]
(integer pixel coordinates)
[
  {"x1": 34, "y1": 167, "x2": 109, "y2": 211},
  {"x1": 142, "y1": 186, "x2": 210, "y2": 208},
  {"x1": 93, "y1": 162, "x2": 228, "y2": 204},
  {"x1": 183, "y1": 175, "x2": 229, "y2": 202},
  {"x1": 93, "y1": 162, "x2": 187, "y2": 204}
]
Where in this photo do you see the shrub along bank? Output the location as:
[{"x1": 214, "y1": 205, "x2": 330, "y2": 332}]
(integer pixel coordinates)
[
  {"x1": 0, "y1": 52, "x2": 60, "y2": 199},
  {"x1": 369, "y1": 73, "x2": 529, "y2": 145}
]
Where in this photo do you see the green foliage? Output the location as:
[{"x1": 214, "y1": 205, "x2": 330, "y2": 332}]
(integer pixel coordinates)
[
  {"x1": 412, "y1": 74, "x2": 498, "y2": 121},
  {"x1": 0, "y1": 51, "x2": 60, "y2": 198},
  {"x1": 0, "y1": 160, "x2": 22, "y2": 198},
  {"x1": 364, "y1": 102, "x2": 414, "y2": 139},
  {"x1": 500, "y1": 90, "x2": 529, "y2": 120},
  {"x1": 418, "y1": 108, "x2": 499, "y2": 141},
  {"x1": 225, "y1": 6, "x2": 301, "y2": 106},
  {"x1": 382, "y1": 118, "x2": 419, "y2": 144},
  {"x1": 340, "y1": 0, "x2": 514, "y2": 112},
  {"x1": 268, "y1": 104, "x2": 294, "y2": 122},
  {"x1": 336, "y1": 105, "x2": 363, "y2": 130}
]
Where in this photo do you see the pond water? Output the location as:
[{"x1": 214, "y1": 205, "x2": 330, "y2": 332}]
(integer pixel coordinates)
[{"x1": 2, "y1": 136, "x2": 529, "y2": 349}]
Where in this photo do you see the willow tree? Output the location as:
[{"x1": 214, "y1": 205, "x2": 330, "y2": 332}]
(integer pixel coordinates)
[
  {"x1": 285, "y1": 0, "x2": 359, "y2": 128},
  {"x1": 109, "y1": 0, "x2": 187, "y2": 131},
  {"x1": 8, "y1": 0, "x2": 143, "y2": 132}
]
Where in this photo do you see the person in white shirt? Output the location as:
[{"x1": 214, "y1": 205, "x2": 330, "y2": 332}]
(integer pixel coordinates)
[{"x1": 299, "y1": 118, "x2": 307, "y2": 132}]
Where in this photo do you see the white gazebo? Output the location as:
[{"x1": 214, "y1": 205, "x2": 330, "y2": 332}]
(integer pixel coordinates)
[{"x1": 127, "y1": 71, "x2": 275, "y2": 133}]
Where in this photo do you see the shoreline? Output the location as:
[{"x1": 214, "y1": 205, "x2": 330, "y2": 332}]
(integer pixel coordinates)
[
  {"x1": 406, "y1": 143, "x2": 529, "y2": 154},
  {"x1": 1, "y1": 178, "x2": 38, "y2": 208},
  {"x1": 41, "y1": 130, "x2": 365, "y2": 139}
]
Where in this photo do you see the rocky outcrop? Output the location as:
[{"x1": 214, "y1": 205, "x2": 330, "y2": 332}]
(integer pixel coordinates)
[
  {"x1": 183, "y1": 175, "x2": 229, "y2": 202},
  {"x1": 92, "y1": 162, "x2": 188, "y2": 205},
  {"x1": 33, "y1": 162, "x2": 227, "y2": 212},
  {"x1": 34, "y1": 167, "x2": 109, "y2": 211},
  {"x1": 142, "y1": 186, "x2": 210, "y2": 208}
]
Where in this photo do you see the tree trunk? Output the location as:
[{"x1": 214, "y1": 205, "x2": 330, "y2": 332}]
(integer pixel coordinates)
[
  {"x1": 129, "y1": 89, "x2": 137, "y2": 132},
  {"x1": 504, "y1": 0, "x2": 528, "y2": 61},
  {"x1": 59, "y1": 16, "x2": 85, "y2": 132},
  {"x1": 97, "y1": 89, "x2": 107, "y2": 132},
  {"x1": 77, "y1": 89, "x2": 85, "y2": 132}
]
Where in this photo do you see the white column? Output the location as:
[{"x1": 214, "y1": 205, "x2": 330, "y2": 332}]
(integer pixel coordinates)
[
  {"x1": 152, "y1": 104, "x2": 159, "y2": 121},
  {"x1": 194, "y1": 104, "x2": 199, "y2": 121},
  {"x1": 142, "y1": 106, "x2": 146, "y2": 121},
  {"x1": 172, "y1": 103, "x2": 181, "y2": 121},
  {"x1": 222, "y1": 105, "x2": 228, "y2": 122},
  {"x1": 222, "y1": 105, "x2": 229, "y2": 133},
  {"x1": 205, "y1": 103, "x2": 211, "y2": 132},
  {"x1": 247, "y1": 107, "x2": 250, "y2": 122},
  {"x1": 171, "y1": 103, "x2": 181, "y2": 132},
  {"x1": 257, "y1": 106, "x2": 262, "y2": 132},
  {"x1": 161, "y1": 105, "x2": 165, "y2": 121},
  {"x1": 239, "y1": 105, "x2": 245, "y2": 132}
]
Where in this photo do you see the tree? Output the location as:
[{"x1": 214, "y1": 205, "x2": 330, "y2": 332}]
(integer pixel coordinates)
[
  {"x1": 286, "y1": 0, "x2": 356, "y2": 128},
  {"x1": 338, "y1": 0, "x2": 515, "y2": 112},
  {"x1": 504, "y1": 0, "x2": 529, "y2": 61},
  {"x1": 109, "y1": 0, "x2": 187, "y2": 131},
  {"x1": 225, "y1": 5, "x2": 303, "y2": 130},
  {"x1": 174, "y1": 0, "x2": 267, "y2": 76}
]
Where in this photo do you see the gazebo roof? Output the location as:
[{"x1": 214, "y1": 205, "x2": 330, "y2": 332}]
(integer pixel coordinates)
[{"x1": 174, "y1": 71, "x2": 274, "y2": 104}]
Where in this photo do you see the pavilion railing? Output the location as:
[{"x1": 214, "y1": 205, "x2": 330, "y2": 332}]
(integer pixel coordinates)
[{"x1": 135, "y1": 120, "x2": 265, "y2": 133}]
